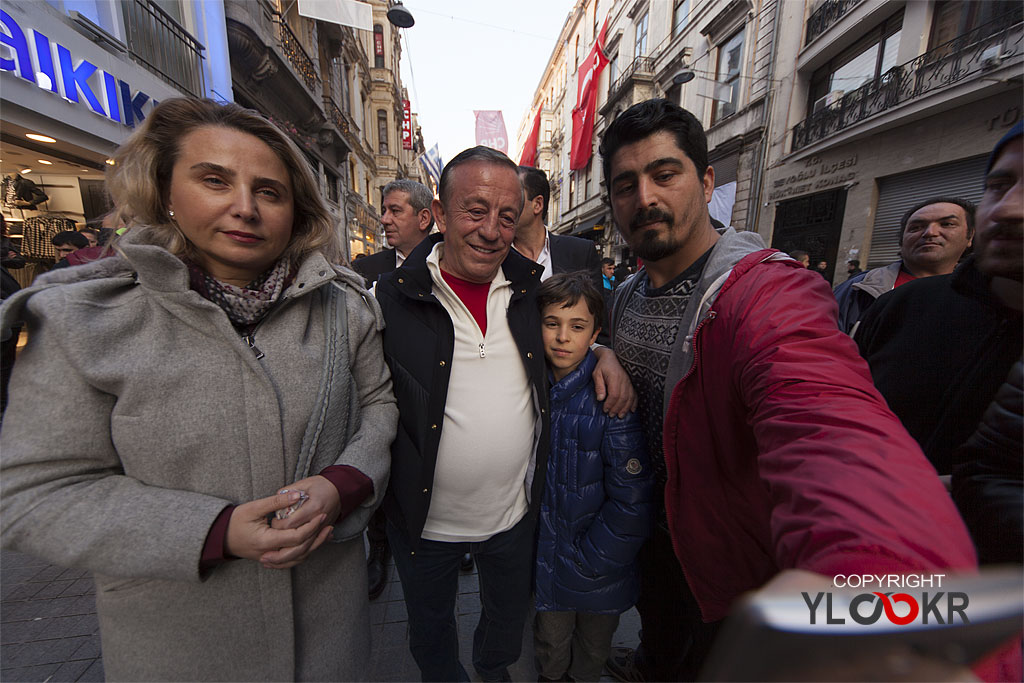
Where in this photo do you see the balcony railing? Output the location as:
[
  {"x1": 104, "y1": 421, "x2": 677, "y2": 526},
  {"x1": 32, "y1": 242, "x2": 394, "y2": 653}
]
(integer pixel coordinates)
[
  {"x1": 792, "y1": 15, "x2": 1023, "y2": 151},
  {"x1": 805, "y1": 0, "x2": 864, "y2": 46},
  {"x1": 121, "y1": 0, "x2": 205, "y2": 97},
  {"x1": 324, "y1": 96, "x2": 360, "y2": 137},
  {"x1": 607, "y1": 56, "x2": 654, "y2": 104},
  {"x1": 277, "y1": 15, "x2": 319, "y2": 92}
]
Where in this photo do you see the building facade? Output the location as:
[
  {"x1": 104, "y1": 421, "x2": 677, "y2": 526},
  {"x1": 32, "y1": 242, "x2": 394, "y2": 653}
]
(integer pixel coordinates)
[
  {"x1": 225, "y1": 0, "x2": 427, "y2": 261},
  {"x1": 518, "y1": 0, "x2": 1022, "y2": 280},
  {"x1": 757, "y1": 0, "x2": 1023, "y2": 284},
  {"x1": 517, "y1": 0, "x2": 781, "y2": 265}
]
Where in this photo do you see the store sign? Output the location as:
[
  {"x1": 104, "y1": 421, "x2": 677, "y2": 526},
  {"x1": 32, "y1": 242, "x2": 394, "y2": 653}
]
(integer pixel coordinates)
[
  {"x1": 402, "y1": 99, "x2": 412, "y2": 150},
  {"x1": 1, "y1": 10, "x2": 154, "y2": 127},
  {"x1": 767, "y1": 154, "x2": 859, "y2": 201}
]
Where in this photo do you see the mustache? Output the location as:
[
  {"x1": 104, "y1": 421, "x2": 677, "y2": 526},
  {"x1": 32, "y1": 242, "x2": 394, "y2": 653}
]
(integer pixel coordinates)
[{"x1": 629, "y1": 207, "x2": 674, "y2": 231}]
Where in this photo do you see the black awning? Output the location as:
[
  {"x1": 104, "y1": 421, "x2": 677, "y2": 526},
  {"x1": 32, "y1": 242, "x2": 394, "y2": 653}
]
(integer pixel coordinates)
[{"x1": 571, "y1": 214, "x2": 605, "y2": 235}]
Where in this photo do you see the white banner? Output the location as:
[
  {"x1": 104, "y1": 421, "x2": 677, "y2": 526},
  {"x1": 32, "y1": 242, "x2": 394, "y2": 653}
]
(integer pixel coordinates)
[
  {"x1": 709, "y1": 181, "x2": 736, "y2": 227},
  {"x1": 297, "y1": 0, "x2": 372, "y2": 32}
]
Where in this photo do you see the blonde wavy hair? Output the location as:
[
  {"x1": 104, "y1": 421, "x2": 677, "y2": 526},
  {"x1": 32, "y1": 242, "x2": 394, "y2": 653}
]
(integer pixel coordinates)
[{"x1": 106, "y1": 97, "x2": 343, "y2": 265}]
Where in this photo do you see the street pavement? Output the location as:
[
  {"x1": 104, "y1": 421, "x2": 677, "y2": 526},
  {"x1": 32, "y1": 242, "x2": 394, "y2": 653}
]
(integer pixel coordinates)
[{"x1": 1, "y1": 549, "x2": 640, "y2": 682}]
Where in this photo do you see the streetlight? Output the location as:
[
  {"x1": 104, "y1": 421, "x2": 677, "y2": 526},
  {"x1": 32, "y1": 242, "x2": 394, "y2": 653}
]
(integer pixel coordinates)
[{"x1": 387, "y1": 1, "x2": 414, "y2": 28}]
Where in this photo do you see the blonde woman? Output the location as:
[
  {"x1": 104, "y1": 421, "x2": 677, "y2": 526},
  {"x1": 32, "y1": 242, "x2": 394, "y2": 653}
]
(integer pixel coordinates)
[{"x1": 0, "y1": 98, "x2": 396, "y2": 681}]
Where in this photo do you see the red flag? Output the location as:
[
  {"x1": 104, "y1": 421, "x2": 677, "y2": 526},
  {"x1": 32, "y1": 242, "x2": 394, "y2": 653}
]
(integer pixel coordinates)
[
  {"x1": 474, "y1": 110, "x2": 509, "y2": 153},
  {"x1": 570, "y1": 17, "x2": 609, "y2": 170},
  {"x1": 519, "y1": 107, "x2": 542, "y2": 166}
]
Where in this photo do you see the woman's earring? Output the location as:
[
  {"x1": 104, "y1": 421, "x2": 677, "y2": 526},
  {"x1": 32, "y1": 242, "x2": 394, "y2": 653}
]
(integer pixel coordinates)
[{"x1": 168, "y1": 210, "x2": 175, "y2": 219}]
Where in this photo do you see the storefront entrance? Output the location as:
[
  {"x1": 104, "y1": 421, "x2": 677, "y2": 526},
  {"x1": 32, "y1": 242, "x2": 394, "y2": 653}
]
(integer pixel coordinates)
[{"x1": 771, "y1": 188, "x2": 847, "y2": 282}]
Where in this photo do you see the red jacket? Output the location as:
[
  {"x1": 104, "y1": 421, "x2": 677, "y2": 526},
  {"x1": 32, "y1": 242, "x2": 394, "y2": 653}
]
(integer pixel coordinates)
[{"x1": 661, "y1": 249, "x2": 978, "y2": 622}]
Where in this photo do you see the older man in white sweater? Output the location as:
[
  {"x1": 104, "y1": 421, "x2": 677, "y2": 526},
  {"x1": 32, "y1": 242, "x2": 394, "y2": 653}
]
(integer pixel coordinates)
[{"x1": 375, "y1": 146, "x2": 634, "y2": 682}]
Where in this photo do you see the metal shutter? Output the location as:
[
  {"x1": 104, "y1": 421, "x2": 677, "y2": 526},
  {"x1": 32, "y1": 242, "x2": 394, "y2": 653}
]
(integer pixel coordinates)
[
  {"x1": 711, "y1": 154, "x2": 739, "y2": 186},
  {"x1": 867, "y1": 155, "x2": 987, "y2": 268}
]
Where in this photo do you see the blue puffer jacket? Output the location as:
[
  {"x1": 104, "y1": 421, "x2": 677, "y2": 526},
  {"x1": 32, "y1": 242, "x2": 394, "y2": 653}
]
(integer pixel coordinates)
[{"x1": 535, "y1": 350, "x2": 653, "y2": 614}]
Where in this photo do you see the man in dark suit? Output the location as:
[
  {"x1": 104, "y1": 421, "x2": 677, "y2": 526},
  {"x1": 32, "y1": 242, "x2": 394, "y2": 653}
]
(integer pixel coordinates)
[
  {"x1": 516, "y1": 166, "x2": 606, "y2": 341},
  {"x1": 352, "y1": 179, "x2": 434, "y2": 290},
  {"x1": 516, "y1": 167, "x2": 603, "y2": 287},
  {"x1": 351, "y1": 179, "x2": 434, "y2": 600}
]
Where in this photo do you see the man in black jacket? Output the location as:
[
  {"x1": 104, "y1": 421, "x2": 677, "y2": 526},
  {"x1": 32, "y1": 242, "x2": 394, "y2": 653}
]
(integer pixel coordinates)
[
  {"x1": 515, "y1": 166, "x2": 602, "y2": 287},
  {"x1": 352, "y1": 178, "x2": 434, "y2": 289},
  {"x1": 857, "y1": 122, "x2": 1022, "y2": 477},
  {"x1": 376, "y1": 147, "x2": 634, "y2": 682}
]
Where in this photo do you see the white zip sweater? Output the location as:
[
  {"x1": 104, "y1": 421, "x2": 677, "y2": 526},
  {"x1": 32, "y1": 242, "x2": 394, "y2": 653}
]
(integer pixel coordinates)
[{"x1": 420, "y1": 244, "x2": 534, "y2": 542}]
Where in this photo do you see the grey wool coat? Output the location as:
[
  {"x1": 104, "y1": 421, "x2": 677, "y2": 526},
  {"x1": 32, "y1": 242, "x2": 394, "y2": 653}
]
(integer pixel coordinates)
[{"x1": 0, "y1": 231, "x2": 397, "y2": 681}]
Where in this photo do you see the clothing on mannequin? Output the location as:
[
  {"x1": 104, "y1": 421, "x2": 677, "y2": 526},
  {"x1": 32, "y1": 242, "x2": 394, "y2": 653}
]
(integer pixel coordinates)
[{"x1": 1, "y1": 175, "x2": 49, "y2": 209}]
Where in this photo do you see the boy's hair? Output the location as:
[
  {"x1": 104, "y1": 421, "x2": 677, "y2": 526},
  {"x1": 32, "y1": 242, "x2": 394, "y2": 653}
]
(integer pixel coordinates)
[
  {"x1": 537, "y1": 271, "x2": 605, "y2": 332},
  {"x1": 52, "y1": 230, "x2": 89, "y2": 249},
  {"x1": 601, "y1": 257, "x2": 615, "y2": 267}
]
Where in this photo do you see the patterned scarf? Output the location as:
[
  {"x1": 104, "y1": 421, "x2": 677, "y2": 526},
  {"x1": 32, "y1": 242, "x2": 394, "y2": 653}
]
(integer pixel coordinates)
[{"x1": 185, "y1": 258, "x2": 292, "y2": 328}]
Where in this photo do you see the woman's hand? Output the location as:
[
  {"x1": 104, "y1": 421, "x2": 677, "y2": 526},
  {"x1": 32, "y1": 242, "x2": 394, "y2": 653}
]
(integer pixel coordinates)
[
  {"x1": 270, "y1": 475, "x2": 341, "y2": 531},
  {"x1": 225, "y1": 490, "x2": 330, "y2": 570},
  {"x1": 260, "y1": 476, "x2": 341, "y2": 569}
]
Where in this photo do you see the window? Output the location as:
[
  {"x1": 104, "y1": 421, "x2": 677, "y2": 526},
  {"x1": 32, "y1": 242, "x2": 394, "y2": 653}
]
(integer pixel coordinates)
[
  {"x1": 575, "y1": 35, "x2": 581, "y2": 71},
  {"x1": 331, "y1": 57, "x2": 351, "y2": 113},
  {"x1": 377, "y1": 110, "x2": 389, "y2": 155},
  {"x1": 324, "y1": 168, "x2": 339, "y2": 203},
  {"x1": 569, "y1": 170, "x2": 576, "y2": 207},
  {"x1": 373, "y1": 24, "x2": 385, "y2": 68},
  {"x1": 341, "y1": 63, "x2": 351, "y2": 112},
  {"x1": 585, "y1": 158, "x2": 593, "y2": 198},
  {"x1": 673, "y1": 0, "x2": 690, "y2": 37},
  {"x1": 593, "y1": 1, "x2": 600, "y2": 40},
  {"x1": 712, "y1": 30, "x2": 744, "y2": 122},
  {"x1": 634, "y1": 12, "x2": 648, "y2": 58},
  {"x1": 608, "y1": 52, "x2": 619, "y2": 92},
  {"x1": 928, "y1": 0, "x2": 1021, "y2": 50},
  {"x1": 808, "y1": 12, "x2": 903, "y2": 114}
]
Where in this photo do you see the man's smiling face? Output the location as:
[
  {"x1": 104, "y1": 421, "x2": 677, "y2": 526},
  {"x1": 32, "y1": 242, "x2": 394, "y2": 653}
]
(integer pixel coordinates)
[{"x1": 433, "y1": 161, "x2": 523, "y2": 283}]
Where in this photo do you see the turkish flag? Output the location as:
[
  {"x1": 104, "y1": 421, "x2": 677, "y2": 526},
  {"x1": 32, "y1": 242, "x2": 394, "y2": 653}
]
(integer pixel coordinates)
[
  {"x1": 570, "y1": 17, "x2": 609, "y2": 170},
  {"x1": 519, "y1": 107, "x2": 542, "y2": 166}
]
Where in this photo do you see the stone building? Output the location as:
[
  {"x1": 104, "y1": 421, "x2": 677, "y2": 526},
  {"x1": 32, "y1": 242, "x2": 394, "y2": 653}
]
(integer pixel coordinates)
[
  {"x1": 756, "y1": 0, "x2": 1022, "y2": 284},
  {"x1": 225, "y1": 0, "x2": 427, "y2": 261},
  {"x1": 517, "y1": 0, "x2": 781, "y2": 265}
]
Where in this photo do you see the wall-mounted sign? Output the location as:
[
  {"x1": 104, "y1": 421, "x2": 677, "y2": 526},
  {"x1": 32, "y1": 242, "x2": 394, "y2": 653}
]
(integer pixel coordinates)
[
  {"x1": 1, "y1": 10, "x2": 154, "y2": 127},
  {"x1": 767, "y1": 154, "x2": 859, "y2": 202},
  {"x1": 402, "y1": 99, "x2": 412, "y2": 150}
]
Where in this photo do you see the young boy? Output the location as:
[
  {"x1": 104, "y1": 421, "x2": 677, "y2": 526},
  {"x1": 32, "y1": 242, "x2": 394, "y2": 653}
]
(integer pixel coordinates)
[{"x1": 534, "y1": 272, "x2": 653, "y2": 682}]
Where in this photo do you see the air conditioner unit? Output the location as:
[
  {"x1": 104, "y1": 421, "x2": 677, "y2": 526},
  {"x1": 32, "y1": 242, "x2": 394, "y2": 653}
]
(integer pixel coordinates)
[
  {"x1": 813, "y1": 90, "x2": 844, "y2": 114},
  {"x1": 980, "y1": 45, "x2": 1003, "y2": 69}
]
